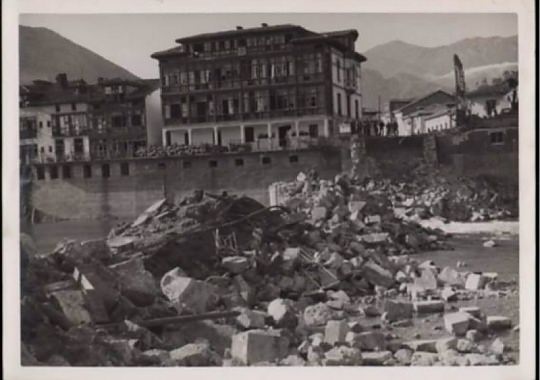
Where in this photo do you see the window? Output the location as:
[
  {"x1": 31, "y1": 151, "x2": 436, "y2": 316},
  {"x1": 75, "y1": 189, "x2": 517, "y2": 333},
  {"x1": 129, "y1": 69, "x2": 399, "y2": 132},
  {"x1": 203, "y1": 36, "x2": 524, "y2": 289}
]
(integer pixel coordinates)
[
  {"x1": 337, "y1": 93, "x2": 342, "y2": 115},
  {"x1": 309, "y1": 124, "x2": 319, "y2": 138},
  {"x1": 112, "y1": 115, "x2": 126, "y2": 128},
  {"x1": 244, "y1": 127, "x2": 255, "y2": 143},
  {"x1": 355, "y1": 99, "x2": 360, "y2": 119},
  {"x1": 131, "y1": 115, "x2": 142, "y2": 126},
  {"x1": 47, "y1": 121, "x2": 51, "y2": 127},
  {"x1": 170, "y1": 104, "x2": 182, "y2": 119},
  {"x1": 48, "y1": 146, "x2": 53, "y2": 153},
  {"x1": 261, "y1": 156, "x2": 271, "y2": 165},
  {"x1": 235, "y1": 158, "x2": 244, "y2": 166},
  {"x1": 336, "y1": 59, "x2": 341, "y2": 82},
  {"x1": 50, "y1": 166, "x2": 58, "y2": 179},
  {"x1": 71, "y1": 103, "x2": 77, "y2": 111},
  {"x1": 120, "y1": 162, "x2": 130, "y2": 176},
  {"x1": 101, "y1": 164, "x2": 110, "y2": 178},
  {"x1": 183, "y1": 161, "x2": 191, "y2": 169},
  {"x1": 83, "y1": 165, "x2": 92, "y2": 178},
  {"x1": 289, "y1": 155, "x2": 299, "y2": 163},
  {"x1": 55, "y1": 104, "x2": 60, "y2": 113},
  {"x1": 39, "y1": 121, "x2": 43, "y2": 128},
  {"x1": 490, "y1": 131, "x2": 504, "y2": 144},
  {"x1": 209, "y1": 160, "x2": 218, "y2": 168},
  {"x1": 36, "y1": 166, "x2": 45, "y2": 180},
  {"x1": 62, "y1": 165, "x2": 71, "y2": 179}
]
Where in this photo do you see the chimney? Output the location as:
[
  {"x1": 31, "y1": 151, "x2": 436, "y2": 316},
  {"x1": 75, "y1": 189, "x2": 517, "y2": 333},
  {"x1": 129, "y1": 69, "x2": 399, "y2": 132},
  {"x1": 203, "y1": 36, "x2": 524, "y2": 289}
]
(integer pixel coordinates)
[
  {"x1": 56, "y1": 73, "x2": 68, "y2": 88},
  {"x1": 261, "y1": 23, "x2": 268, "y2": 27},
  {"x1": 236, "y1": 26, "x2": 243, "y2": 30}
]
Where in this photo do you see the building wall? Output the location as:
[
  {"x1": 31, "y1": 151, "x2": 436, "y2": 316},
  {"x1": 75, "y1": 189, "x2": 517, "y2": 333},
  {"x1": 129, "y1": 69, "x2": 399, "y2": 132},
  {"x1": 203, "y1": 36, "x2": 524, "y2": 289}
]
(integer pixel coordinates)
[
  {"x1": 468, "y1": 94, "x2": 513, "y2": 118},
  {"x1": 424, "y1": 113, "x2": 454, "y2": 132},
  {"x1": 30, "y1": 148, "x2": 343, "y2": 220}
]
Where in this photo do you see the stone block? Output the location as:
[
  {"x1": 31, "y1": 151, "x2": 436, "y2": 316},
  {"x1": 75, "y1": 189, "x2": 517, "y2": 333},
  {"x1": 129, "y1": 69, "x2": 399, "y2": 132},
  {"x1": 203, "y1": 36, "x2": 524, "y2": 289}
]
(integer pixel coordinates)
[
  {"x1": 303, "y1": 302, "x2": 335, "y2": 327},
  {"x1": 459, "y1": 306, "x2": 482, "y2": 318},
  {"x1": 362, "y1": 351, "x2": 393, "y2": 365},
  {"x1": 324, "y1": 320, "x2": 350, "y2": 345},
  {"x1": 221, "y1": 256, "x2": 250, "y2": 274},
  {"x1": 486, "y1": 316, "x2": 512, "y2": 330},
  {"x1": 414, "y1": 300, "x2": 444, "y2": 314},
  {"x1": 353, "y1": 331, "x2": 386, "y2": 351},
  {"x1": 160, "y1": 267, "x2": 217, "y2": 313},
  {"x1": 465, "y1": 273, "x2": 487, "y2": 290},
  {"x1": 323, "y1": 346, "x2": 362, "y2": 365},
  {"x1": 444, "y1": 312, "x2": 470, "y2": 336},
  {"x1": 170, "y1": 342, "x2": 222, "y2": 366},
  {"x1": 51, "y1": 290, "x2": 92, "y2": 325},
  {"x1": 109, "y1": 256, "x2": 159, "y2": 307},
  {"x1": 435, "y1": 337, "x2": 458, "y2": 353},
  {"x1": 230, "y1": 330, "x2": 289, "y2": 365},
  {"x1": 438, "y1": 267, "x2": 465, "y2": 287},
  {"x1": 360, "y1": 260, "x2": 394, "y2": 288},
  {"x1": 403, "y1": 339, "x2": 438, "y2": 353},
  {"x1": 267, "y1": 298, "x2": 297, "y2": 328},
  {"x1": 384, "y1": 300, "x2": 413, "y2": 322},
  {"x1": 235, "y1": 308, "x2": 267, "y2": 330}
]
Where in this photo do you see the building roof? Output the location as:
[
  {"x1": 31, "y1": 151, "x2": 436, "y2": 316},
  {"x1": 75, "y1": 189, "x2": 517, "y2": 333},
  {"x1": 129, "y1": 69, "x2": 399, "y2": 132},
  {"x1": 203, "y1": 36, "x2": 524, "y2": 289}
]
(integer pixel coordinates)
[
  {"x1": 174, "y1": 24, "x2": 311, "y2": 43},
  {"x1": 397, "y1": 90, "x2": 455, "y2": 115},
  {"x1": 152, "y1": 24, "x2": 365, "y2": 61},
  {"x1": 20, "y1": 74, "x2": 159, "y2": 107}
]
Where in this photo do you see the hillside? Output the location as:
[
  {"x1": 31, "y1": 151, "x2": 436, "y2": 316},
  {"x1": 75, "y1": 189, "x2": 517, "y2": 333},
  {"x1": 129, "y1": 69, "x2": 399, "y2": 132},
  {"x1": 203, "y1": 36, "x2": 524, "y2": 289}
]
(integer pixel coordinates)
[
  {"x1": 363, "y1": 36, "x2": 517, "y2": 79},
  {"x1": 361, "y1": 35, "x2": 517, "y2": 108},
  {"x1": 19, "y1": 25, "x2": 139, "y2": 84}
]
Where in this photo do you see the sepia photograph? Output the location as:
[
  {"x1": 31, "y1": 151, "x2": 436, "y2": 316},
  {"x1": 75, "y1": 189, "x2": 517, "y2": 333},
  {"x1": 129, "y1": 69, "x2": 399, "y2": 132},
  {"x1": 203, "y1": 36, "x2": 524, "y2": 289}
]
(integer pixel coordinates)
[{"x1": 2, "y1": 1, "x2": 536, "y2": 379}]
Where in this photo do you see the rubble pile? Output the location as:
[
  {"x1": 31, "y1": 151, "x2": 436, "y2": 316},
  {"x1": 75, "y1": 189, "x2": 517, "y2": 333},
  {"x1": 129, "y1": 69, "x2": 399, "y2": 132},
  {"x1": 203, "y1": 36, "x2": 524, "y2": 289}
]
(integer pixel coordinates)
[
  {"x1": 274, "y1": 168, "x2": 517, "y2": 223},
  {"x1": 21, "y1": 183, "x2": 517, "y2": 366},
  {"x1": 134, "y1": 142, "x2": 251, "y2": 159}
]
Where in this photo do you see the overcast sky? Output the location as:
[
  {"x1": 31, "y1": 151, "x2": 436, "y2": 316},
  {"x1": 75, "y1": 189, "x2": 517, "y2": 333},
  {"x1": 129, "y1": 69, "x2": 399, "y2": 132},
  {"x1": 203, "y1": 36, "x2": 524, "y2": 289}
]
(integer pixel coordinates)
[{"x1": 20, "y1": 13, "x2": 517, "y2": 79}]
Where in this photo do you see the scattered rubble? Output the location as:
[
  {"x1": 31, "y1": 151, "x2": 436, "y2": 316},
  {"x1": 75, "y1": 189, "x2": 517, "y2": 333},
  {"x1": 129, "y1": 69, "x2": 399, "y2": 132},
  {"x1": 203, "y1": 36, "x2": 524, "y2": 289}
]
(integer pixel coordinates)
[{"x1": 20, "y1": 172, "x2": 518, "y2": 366}]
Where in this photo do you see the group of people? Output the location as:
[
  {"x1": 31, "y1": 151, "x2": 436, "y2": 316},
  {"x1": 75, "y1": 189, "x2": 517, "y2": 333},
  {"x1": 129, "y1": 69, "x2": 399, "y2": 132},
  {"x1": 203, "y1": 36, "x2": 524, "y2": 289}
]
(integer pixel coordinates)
[{"x1": 356, "y1": 120, "x2": 399, "y2": 137}]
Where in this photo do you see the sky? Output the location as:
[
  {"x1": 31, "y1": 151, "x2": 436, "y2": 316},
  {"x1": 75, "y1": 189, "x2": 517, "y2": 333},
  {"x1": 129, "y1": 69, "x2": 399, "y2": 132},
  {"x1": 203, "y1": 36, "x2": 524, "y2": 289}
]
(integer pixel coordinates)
[{"x1": 19, "y1": 13, "x2": 517, "y2": 79}]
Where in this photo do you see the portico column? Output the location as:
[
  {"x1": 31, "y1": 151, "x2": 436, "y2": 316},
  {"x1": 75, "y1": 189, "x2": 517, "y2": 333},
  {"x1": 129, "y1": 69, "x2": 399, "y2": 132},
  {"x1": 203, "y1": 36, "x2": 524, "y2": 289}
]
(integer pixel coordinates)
[
  {"x1": 240, "y1": 124, "x2": 245, "y2": 143},
  {"x1": 213, "y1": 126, "x2": 219, "y2": 145},
  {"x1": 188, "y1": 128, "x2": 193, "y2": 145},
  {"x1": 323, "y1": 118, "x2": 329, "y2": 137},
  {"x1": 267, "y1": 123, "x2": 272, "y2": 148}
]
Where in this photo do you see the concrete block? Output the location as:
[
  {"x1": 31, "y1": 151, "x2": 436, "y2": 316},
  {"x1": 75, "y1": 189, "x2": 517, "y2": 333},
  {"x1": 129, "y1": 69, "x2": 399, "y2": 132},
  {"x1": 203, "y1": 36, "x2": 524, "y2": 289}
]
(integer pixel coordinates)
[
  {"x1": 160, "y1": 267, "x2": 217, "y2": 313},
  {"x1": 360, "y1": 260, "x2": 394, "y2": 288},
  {"x1": 235, "y1": 308, "x2": 267, "y2": 330},
  {"x1": 267, "y1": 298, "x2": 297, "y2": 328},
  {"x1": 323, "y1": 346, "x2": 362, "y2": 365},
  {"x1": 303, "y1": 302, "x2": 335, "y2": 327},
  {"x1": 51, "y1": 290, "x2": 92, "y2": 325},
  {"x1": 403, "y1": 339, "x2": 438, "y2": 353},
  {"x1": 459, "y1": 306, "x2": 482, "y2": 318},
  {"x1": 170, "y1": 342, "x2": 222, "y2": 366}
]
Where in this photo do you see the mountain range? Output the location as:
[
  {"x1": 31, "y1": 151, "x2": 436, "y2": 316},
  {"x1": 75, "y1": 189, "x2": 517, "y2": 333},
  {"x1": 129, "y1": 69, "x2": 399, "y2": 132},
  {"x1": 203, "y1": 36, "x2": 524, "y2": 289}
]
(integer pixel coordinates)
[
  {"x1": 361, "y1": 35, "x2": 517, "y2": 108},
  {"x1": 19, "y1": 25, "x2": 517, "y2": 109},
  {"x1": 19, "y1": 26, "x2": 139, "y2": 85}
]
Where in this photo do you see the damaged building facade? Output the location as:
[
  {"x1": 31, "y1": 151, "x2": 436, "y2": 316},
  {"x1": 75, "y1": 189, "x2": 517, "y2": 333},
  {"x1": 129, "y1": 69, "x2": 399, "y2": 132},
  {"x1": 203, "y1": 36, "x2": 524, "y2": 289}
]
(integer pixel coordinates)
[
  {"x1": 19, "y1": 74, "x2": 161, "y2": 167},
  {"x1": 152, "y1": 24, "x2": 366, "y2": 151}
]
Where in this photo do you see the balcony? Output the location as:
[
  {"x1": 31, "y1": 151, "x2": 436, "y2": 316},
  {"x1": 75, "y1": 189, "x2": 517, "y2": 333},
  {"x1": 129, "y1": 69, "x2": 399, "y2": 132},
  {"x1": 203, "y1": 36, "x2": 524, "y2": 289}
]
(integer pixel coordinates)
[
  {"x1": 20, "y1": 129, "x2": 37, "y2": 139},
  {"x1": 52, "y1": 126, "x2": 91, "y2": 137}
]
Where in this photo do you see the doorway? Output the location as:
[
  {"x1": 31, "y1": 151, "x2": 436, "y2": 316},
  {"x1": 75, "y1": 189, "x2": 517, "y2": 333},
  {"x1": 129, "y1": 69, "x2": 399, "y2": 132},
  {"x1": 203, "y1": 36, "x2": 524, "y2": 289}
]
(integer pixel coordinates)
[{"x1": 278, "y1": 125, "x2": 291, "y2": 148}]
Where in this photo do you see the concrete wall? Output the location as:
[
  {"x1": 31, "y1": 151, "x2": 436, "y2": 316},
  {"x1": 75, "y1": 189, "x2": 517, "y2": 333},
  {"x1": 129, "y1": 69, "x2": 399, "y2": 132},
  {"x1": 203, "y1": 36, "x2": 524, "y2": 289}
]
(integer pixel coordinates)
[{"x1": 30, "y1": 148, "x2": 343, "y2": 220}]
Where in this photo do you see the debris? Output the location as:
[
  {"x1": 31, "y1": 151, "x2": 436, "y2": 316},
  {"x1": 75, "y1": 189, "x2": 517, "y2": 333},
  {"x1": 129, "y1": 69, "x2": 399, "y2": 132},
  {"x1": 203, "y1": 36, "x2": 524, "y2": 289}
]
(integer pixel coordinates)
[
  {"x1": 324, "y1": 320, "x2": 350, "y2": 345},
  {"x1": 384, "y1": 300, "x2": 413, "y2": 322},
  {"x1": 486, "y1": 316, "x2": 512, "y2": 330}
]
